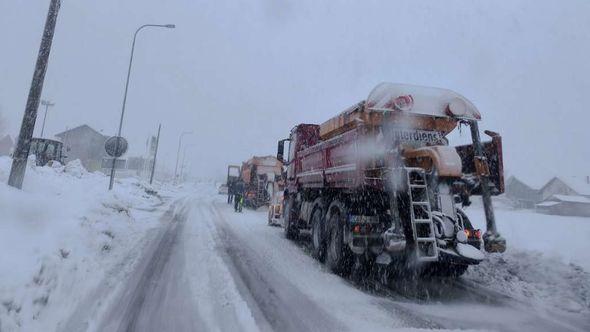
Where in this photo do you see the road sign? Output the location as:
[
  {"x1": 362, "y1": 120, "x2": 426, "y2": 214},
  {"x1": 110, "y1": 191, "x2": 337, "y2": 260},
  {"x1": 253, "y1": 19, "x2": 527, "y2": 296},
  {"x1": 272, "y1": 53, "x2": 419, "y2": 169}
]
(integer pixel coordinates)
[{"x1": 105, "y1": 136, "x2": 128, "y2": 158}]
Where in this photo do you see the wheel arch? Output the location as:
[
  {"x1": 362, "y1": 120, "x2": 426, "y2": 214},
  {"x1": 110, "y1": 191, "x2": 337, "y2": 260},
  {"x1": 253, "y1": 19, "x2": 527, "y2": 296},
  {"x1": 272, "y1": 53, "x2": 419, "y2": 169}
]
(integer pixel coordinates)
[{"x1": 325, "y1": 198, "x2": 348, "y2": 228}]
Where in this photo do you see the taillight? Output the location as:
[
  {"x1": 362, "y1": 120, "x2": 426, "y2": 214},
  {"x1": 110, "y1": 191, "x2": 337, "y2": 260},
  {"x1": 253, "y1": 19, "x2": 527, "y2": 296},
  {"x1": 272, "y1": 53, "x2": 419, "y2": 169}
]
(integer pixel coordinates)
[
  {"x1": 474, "y1": 229, "x2": 482, "y2": 239},
  {"x1": 464, "y1": 229, "x2": 482, "y2": 239},
  {"x1": 353, "y1": 225, "x2": 361, "y2": 234},
  {"x1": 352, "y1": 224, "x2": 373, "y2": 235}
]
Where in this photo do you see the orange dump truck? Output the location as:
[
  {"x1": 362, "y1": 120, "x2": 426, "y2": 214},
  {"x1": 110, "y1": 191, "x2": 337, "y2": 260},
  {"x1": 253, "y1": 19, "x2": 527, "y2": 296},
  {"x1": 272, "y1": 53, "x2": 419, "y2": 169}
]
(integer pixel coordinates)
[
  {"x1": 276, "y1": 83, "x2": 506, "y2": 278},
  {"x1": 240, "y1": 156, "x2": 283, "y2": 209}
]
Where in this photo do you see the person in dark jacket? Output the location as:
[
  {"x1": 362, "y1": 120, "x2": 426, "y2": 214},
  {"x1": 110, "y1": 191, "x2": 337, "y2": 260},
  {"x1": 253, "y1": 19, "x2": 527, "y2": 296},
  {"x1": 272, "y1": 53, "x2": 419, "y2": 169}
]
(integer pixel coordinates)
[
  {"x1": 227, "y1": 180, "x2": 234, "y2": 204},
  {"x1": 234, "y1": 180, "x2": 245, "y2": 212}
]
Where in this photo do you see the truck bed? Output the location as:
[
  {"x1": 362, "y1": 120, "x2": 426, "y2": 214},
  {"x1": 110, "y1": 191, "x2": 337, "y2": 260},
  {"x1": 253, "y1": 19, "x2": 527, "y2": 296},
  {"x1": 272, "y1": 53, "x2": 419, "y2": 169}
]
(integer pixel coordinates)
[
  {"x1": 295, "y1": 125, "x2": 504, "y2": 194},
  {"x1": 297, "y1": 126, "x2": 365, "y2": 190}
]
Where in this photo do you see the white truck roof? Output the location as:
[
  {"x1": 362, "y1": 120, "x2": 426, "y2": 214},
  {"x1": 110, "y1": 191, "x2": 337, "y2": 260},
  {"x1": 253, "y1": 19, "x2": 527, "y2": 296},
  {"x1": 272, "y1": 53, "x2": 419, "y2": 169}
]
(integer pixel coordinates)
[{"x1": 366, "y1": 82, "x2": 481, "y2": 121}]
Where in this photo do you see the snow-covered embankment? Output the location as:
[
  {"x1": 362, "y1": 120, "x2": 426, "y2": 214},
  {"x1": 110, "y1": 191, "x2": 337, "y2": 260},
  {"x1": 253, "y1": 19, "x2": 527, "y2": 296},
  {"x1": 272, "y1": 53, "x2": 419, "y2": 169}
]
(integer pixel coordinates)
[
  {"x1": 464, "y1": 199, "x2": 590, "y2": 318},
  {"x1": 0, "y1": 156, "x2": 172, "y2": 331}
]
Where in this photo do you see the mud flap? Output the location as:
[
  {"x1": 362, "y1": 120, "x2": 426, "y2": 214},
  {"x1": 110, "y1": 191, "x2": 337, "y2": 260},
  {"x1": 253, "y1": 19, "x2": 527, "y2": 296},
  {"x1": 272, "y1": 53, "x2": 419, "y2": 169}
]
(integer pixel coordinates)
[{"x1": 483, "y1": 232, "x2": 507, "y2": 253}]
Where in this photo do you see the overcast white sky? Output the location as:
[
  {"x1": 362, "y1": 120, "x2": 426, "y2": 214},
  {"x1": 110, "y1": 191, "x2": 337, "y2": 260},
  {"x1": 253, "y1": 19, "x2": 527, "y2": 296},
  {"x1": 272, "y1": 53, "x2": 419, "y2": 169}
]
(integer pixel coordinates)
[{"x1": 1, "y1": 0, "x2": 589, "y2": 182}]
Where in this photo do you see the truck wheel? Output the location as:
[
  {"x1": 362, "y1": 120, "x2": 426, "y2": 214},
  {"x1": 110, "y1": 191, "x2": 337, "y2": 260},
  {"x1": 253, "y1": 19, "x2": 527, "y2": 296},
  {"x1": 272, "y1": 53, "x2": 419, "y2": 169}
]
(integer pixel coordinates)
[
  {"x1": 449, "y1": 264, "x2": 468, "y2": 277},
  {"x1": 326, "y1": 205, "x2": 351, "y2": 275},
  {"x1": 284, "y1": 197, "x2": 298, "y2": 240},
  {"x1": 311, "y1": 207, "x2": 326, "y2": 262},
  {"x1": 351, "y1": 254, "x2": 370, "y2": 286}
]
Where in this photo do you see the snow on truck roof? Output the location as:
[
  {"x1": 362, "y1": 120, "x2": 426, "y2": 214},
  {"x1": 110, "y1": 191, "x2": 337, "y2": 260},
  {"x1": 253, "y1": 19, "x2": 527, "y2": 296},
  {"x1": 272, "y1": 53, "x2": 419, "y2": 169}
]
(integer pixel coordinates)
[
  {"x1": 366, "y1": 82, "x2": 481, "y2": 121},
  {"x1": 318, "y1": 83, "x2": 481, "y2": 139}
]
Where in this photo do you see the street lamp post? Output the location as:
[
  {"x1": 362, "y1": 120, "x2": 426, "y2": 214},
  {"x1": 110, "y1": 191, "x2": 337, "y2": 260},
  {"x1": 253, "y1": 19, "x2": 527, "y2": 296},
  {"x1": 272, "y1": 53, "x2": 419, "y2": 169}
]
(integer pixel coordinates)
[
  {"x1": 108, "y1": 23, "x2": 175, "y2": 190},
  {"x1": 40, "y1": 99, "x2": 55, "y2": 138},
  {"x1": 179, "y1": 144, "x2": 195, "y2": 181},
  {"x1": 174, "y1": 131, "x2": 192, "y2": 184}
]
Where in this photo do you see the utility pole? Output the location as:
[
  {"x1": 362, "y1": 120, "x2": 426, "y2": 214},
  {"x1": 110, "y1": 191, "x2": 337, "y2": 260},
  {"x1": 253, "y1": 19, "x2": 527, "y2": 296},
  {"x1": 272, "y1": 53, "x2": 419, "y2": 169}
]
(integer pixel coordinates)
[
  {"x1": 149, "y1": 124, "x2": 161, "y2": 184},
  {"x1": 8, "y1": 0, "x2": 61, "y2": 189},
  {"x1": 174, "y1": 131, "x2": 192, "y2": 184},
  {"x1": 40, "y1": 99, "x2": 55, "y2": 137},
  {"x1": 179, "y1": 144, "x2": 194, "y2": 182}
]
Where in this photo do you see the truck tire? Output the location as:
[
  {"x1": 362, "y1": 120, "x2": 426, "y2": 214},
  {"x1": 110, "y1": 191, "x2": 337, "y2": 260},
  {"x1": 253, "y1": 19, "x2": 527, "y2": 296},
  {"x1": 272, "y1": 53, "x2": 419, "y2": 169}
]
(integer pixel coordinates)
[
  {"x1": 351, "y1": 254, "x2": 371, "y2": 286},
  {"x1": 311, "y1": 207, "x2": 326, "y2": 262},
  {"x1": 325, "y1": 202, "x2": 351, "y2": 275},
  {"x1": 283, "y1": 196, "x2": 298, "y2": 239}
]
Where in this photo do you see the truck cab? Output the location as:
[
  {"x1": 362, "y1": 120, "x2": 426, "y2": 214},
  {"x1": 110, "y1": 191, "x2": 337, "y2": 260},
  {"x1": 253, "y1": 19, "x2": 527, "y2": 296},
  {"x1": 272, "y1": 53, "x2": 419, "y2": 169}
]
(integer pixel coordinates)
[{"x1": 239, "y1": 156, "x2": 284, "y2": 209}]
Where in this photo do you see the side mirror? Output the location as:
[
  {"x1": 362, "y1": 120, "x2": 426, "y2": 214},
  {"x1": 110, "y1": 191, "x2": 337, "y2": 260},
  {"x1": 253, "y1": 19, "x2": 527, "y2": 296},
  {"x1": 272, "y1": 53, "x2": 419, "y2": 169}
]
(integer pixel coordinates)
[{"x1": 277, "y1": 140, "x2": 285, "y2": 163}]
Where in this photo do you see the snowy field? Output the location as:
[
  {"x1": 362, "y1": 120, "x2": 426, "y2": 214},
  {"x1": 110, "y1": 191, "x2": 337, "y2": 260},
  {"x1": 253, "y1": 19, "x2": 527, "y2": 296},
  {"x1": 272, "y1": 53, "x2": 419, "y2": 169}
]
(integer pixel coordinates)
[
  {"x1": 461, "y1": 200, "x2": 590, "y2": 320},
  {"x1": 0, "y1": 160, "x2": 589, "y2": 331},
  {"x1": 0, "y1": 157, "x2": 178, "y2": 331},
  {"x1": 465, "y1": 198, "x2": 590, "y2": 271}
]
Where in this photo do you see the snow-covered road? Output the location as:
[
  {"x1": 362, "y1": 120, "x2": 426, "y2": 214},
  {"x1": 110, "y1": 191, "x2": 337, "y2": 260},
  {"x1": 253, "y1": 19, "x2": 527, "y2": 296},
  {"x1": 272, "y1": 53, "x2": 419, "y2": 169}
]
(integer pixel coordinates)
[{"x1": 83, "y1": 185, "x2": 589, "y2": 332}]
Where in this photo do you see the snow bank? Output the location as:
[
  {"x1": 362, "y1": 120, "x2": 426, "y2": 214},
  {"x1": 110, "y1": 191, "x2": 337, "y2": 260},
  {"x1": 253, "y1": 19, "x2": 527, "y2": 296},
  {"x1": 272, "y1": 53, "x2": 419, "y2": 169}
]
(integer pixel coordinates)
[
  {"x1": 466, "y1": 251, "x2": 590, "y2": 315},
  {"x1": 463, "y1": 198, "x2": 590, "y2": 317},
  {"x1": 465, "y1": 197, "x2": 590, "y2": 271},
  {"x1": 0, "y1": 157, "x2": 171, "y2": 331}
]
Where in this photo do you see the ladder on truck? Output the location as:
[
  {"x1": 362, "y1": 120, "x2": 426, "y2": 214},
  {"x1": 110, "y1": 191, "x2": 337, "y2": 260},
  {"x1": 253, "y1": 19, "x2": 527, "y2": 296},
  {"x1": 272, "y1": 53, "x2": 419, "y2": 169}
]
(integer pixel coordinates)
[
  {"x1": 255, "y1": 174, "x2": 268, "y2": 207},
  {"x1": 406, "y1": 168, "x2": 438, "y2": 262}
]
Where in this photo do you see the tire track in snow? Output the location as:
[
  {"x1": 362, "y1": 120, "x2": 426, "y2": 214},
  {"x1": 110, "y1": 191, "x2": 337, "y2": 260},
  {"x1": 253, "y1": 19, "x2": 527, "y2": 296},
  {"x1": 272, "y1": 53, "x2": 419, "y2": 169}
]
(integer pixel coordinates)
[
  {"x1": 185, "y1": 201, "x2": 264, "y2": 332},
  {"x1": 210, "y1": 199, "x2": 589, "y2": 332},
  {"x1": 209, "y1": 205, "x2": 346, "y2": 332},
  {"x1": 97, "y1": 197, "x2": 203, "y2": 332},
  {"x1": 57, "y1": 228, "x2": 162, "y2": 332}
]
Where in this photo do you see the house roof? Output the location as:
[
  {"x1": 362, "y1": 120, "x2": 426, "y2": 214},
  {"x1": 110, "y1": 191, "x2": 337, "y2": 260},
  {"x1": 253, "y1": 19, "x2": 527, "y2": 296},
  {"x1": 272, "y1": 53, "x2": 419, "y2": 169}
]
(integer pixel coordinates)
[
  {"x1": 506, "y1": 174, "x2": 549, "y2": 190},
  {"x1": 539, "y1": 177, "x2": 564, "y2": 193},
  {"x1": 538, "y1": 176, "x2": 590, "y2": 196},
  {"x1": 560, "y1": 176, "x2": 590, "y2": 196},
  {"x1": 510, "y1": 173, "x2": 590, "y2": 197},
  {"x1": 550, "y1": 194, "x2": 590, "y2": 204},
  {"x1": 506, "y1": 176, "x2": 537, "y2": 191},
  {"x1": 0, "y1": 135, "x2": 13, "y2": 145},
  {"x1": 55, "y1": 125, "x2": 108, "y2": 139},
  {"x1": 536, "y1": 201, "x2": 560, "y2": 207}
]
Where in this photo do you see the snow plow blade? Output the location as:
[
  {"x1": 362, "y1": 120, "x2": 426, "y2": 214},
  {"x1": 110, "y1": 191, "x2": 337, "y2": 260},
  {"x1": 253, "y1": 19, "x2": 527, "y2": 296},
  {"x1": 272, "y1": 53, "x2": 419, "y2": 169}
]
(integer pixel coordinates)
[{"x1": 438, "y1": 243, "x2": 484, "y2": 265}]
